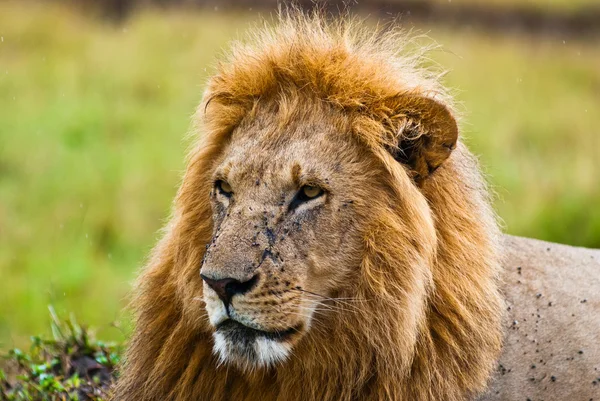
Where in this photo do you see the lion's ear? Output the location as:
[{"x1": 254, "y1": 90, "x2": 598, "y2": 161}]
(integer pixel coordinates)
[{"x1": 387, "y1": 95, "x2": 458, "y2": 184}]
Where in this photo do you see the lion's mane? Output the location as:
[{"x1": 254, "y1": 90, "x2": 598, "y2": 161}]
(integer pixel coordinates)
[{"x1": 114, "y1": 11, "x2": 504, "y2": 401}]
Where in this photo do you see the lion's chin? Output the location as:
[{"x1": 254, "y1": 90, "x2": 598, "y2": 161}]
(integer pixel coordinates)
[{"x1": 212, "y1": 320, "x2": 298, "y2": 369}]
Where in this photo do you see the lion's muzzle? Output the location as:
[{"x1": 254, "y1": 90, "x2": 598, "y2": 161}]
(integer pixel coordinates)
[{"x1": 200, "y1": 266, "x2": 308, "y2": 369}]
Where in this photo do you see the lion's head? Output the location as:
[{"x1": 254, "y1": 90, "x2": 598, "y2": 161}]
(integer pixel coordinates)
[
  {"x1": 116, "y1": 12, "x2": 504, "y2": 401},
  {"x1": 200, "y1": 92, "x2": 457, "y2": 368}
]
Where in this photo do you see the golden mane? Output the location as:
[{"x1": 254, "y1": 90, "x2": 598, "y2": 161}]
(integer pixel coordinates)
[{"x1": 114, "y1": 11, "x2": 504, "y2": 401}]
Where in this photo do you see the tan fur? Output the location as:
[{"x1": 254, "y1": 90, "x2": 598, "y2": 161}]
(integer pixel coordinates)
[
  {"x1": 114, "y1": 11, "x2": 505, "y2": 401},
  {"x1": 479, "y1": 236, "x2": 600, "y2": 401}
]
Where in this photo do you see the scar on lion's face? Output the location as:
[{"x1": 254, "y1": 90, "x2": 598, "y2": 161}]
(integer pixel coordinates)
[{"x1": 199, "y1": 114, "x2": 370, "y2": 369}]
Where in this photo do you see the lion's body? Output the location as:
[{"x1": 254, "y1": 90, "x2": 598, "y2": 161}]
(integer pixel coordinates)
[
  {"x1": 114, "y1": 11, "x2": 599, "y2": 401},
  {"x1": 479, "y1": 235, "x2": 600, "y2": 401}
]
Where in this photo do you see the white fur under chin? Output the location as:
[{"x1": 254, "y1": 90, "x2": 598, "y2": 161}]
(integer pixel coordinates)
[
  {"x1": 253, "y1": 337, "x2": 291, "y2": 367},
  {"x1": 211, "y1": 332, "x2": 291, "y2": 368}
]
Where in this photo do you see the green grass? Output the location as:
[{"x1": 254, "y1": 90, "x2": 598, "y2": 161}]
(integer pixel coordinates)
[
  {"x1": 0, "y1": 2, "x2": 599, "y2": 349},
  {"x1": 1, "y1": 307, "x2": 119, "y2": 400},
  {"x1": 428, "y1": 28, "x2": 600, "y2": 246},
  {"x1": 428, "y1": 0, "x2": 600, "y2": 12}
]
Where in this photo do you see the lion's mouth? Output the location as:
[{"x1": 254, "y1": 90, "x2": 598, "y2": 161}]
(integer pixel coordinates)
[
  {"x1": 216, "y1": 319, "x2": 299, "y2": 342},
  {"x1": 212, "y1": 319, "x2": 302, "y2": 368}
]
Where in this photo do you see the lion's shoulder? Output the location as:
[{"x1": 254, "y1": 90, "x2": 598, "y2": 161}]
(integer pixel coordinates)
[{"x1": 479, "y1": 234, "x2": 600, "y2": 401}]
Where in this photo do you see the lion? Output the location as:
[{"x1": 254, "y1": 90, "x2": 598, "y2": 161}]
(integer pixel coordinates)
[{"x1": 113, "y1": 11, "x2": 600, "y2": 401}]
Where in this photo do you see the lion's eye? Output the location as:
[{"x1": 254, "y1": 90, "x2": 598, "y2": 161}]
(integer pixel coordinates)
[
  {"x1": 289, "y1": 185, "x2": 325, "y2": 211},
  {"x1": 301, "y1": 185, "x2": 322, "y2": 199},
  {"x1": 216, "y1": 180, "x2": 233, "y2": 197}
]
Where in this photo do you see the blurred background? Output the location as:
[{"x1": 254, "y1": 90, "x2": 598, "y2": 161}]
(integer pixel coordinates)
[{"x1": 0, "y1": 0, "x2": 598, "y2": 349}]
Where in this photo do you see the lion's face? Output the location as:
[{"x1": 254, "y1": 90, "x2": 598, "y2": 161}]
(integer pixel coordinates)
[{"x1": 200, "y1": 111, "x2": 371, "y2": 369}]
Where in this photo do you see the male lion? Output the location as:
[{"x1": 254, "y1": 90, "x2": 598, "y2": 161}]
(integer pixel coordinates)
[{"x1": 114, "y1": 12, "x2": 600, "y2": 401}]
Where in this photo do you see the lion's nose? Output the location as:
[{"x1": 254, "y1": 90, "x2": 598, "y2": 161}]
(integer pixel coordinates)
[{"x1": 200, "y1": 274, "x2": 259, "y2": 306}]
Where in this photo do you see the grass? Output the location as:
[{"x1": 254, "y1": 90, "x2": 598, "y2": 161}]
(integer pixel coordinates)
[
  {"x1": 427, "y1": 0, "x2": 600, "y2": 12},
  {"x1": 0, "y1": 307, "x2": 119, "y2": 400},
  {"x1": 429, "y1": 27, "x2": 600, "y2": 246},
  {"x1": 0, "y1": 1, "x2": 599, "y2": 349}
]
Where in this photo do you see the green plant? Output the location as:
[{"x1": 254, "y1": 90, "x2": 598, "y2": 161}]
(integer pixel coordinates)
[{"x1": 0, "y1": 307, "x2": 121, "y2": 400}]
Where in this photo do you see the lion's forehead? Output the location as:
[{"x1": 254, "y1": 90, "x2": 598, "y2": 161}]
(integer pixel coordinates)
[{"x1": 221, "y1": 126, "x2": 364, "y2": 189}]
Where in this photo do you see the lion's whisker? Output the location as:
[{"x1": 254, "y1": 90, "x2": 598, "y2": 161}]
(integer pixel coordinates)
[
  {"x1": 291, "y1": 288, "x2": 370, "y2": 306},
  {"x1": 293, "y1": 290, "x2": 366, "y2": 313}
]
